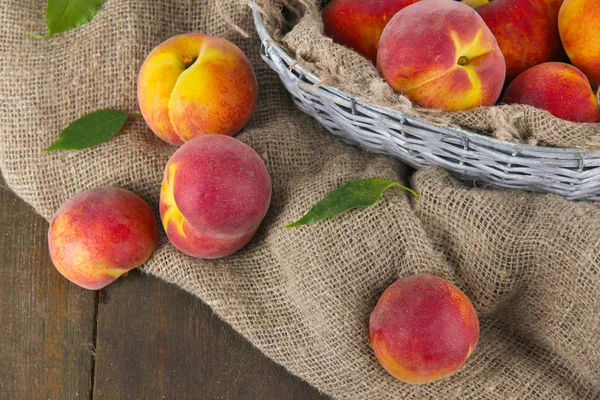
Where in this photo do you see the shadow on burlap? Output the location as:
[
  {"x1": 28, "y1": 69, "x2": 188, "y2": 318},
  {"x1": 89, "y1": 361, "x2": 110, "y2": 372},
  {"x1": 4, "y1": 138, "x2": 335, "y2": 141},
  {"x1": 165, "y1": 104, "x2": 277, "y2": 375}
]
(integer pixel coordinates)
[{"x1": 0, "y1": 1, "x2": 598, "y2": 398}]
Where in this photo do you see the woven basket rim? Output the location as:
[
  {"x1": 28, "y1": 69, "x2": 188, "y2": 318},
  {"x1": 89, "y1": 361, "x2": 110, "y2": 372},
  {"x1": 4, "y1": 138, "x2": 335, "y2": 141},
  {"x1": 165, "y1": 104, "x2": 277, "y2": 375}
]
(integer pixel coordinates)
[{"x1": 248, "y1": 0, "x2": 600, "y2": 161}]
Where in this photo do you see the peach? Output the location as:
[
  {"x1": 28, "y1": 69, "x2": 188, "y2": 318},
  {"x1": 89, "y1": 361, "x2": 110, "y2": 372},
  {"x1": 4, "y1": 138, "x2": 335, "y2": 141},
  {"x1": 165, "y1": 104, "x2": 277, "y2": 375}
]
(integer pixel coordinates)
[
  {"x1": 160, "y1": 135, "x2": 271, "y2": 259},
  {"x1": 377, "y1": 0, "x2": 505, "y2": 112},
  {"x1": 370, "y1": 274, "x2": 479, "y2": 384},
  {"x1": 48, "y1": 187, "x2": 158, "y2": 290},
  {"x1": 559, "y1": 0, "x2": 600, "y2": 87},
  {"x1": 138, "y1": 33, "x2": 258, "y2": 145},
  {"x1": 503, "y1": 62, "x2": 600, "y2": 123},
  {"x1": 461, "y1": 0, "x2": 490, "y2": 8},
  {"x1": 321, "y1": 0, "x2": 420, "y2": 62},
  {"x1": 476, "y1": 0, "x2": 564, "y2": 81}
]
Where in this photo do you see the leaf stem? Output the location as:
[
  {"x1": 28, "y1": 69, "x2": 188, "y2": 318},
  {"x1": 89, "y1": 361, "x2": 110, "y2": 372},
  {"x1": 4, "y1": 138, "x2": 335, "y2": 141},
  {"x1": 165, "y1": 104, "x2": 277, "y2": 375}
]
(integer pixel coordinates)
[
  {"x1": 390, "y1": 182, "x2": 419, "y2": 199},
  {"x1": 27, "y1": 32, "x2": 51, "y2": 39}
]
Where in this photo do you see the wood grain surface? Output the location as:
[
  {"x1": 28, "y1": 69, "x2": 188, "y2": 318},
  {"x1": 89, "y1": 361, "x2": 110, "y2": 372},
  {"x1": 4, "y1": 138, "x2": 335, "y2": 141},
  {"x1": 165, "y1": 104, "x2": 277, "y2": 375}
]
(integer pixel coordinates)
[{"x1": 0, "y1": 179, "x2": 330, "y2": 400}]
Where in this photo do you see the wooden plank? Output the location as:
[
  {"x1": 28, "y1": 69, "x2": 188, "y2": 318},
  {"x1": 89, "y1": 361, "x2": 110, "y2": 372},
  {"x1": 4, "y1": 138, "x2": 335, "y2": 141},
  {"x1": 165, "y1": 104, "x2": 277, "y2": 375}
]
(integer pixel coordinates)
[
  {"x1": 93, "y1": 270, "x2": 331, "y2": 400},
  {"x1": 0, "y1": 181, "x2": 97, "y2": 399}
]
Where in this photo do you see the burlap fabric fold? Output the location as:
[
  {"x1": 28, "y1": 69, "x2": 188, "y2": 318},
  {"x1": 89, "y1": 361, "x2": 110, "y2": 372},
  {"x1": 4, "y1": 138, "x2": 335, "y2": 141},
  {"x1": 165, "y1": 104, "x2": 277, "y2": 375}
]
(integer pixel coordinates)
[
  {"x1": 258, "y1": 0, "x2": 600, "y2": 150},
  {"x1": 0, "y1": 1, "x2": 598, "y2": 399}
]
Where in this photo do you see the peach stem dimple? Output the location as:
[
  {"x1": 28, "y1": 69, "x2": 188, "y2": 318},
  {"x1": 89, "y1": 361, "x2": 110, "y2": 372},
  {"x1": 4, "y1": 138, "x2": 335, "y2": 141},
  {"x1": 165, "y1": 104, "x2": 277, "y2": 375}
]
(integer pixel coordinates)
[
  {"x1": 181, "y1": 55, "x2": 197, "y2": 69},
  {"x1": 457, "y1": 56, "x2": 469, "y2": 66}
]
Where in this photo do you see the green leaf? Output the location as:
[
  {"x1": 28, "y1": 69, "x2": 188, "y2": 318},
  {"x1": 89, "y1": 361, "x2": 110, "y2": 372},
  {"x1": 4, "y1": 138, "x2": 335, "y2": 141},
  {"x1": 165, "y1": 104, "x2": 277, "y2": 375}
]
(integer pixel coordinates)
[
  {"x1": 41, "y1": 0, "x2": 105, "y2": 37},
  {"x1": 46, "y1": 109, "x2": 128, "y2": 151},
  {"x1": 284, "y1": 178, "x2": 418, "y2": 228}
]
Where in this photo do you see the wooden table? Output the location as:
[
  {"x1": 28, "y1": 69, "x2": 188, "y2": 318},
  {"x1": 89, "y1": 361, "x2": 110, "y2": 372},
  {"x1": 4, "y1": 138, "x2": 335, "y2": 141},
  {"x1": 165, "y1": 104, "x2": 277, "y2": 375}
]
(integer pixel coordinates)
[{"x1": 0, "y1": 180, "x2": 330, "y2": 399}]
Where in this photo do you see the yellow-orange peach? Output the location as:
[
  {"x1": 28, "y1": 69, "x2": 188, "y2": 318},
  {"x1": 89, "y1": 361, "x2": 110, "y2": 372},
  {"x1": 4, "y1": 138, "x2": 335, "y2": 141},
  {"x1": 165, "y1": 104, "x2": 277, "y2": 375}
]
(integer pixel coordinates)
[
  {"x1": 461, "y1": 0, "x2": 489, "y2": 8},
  {"x1": 559, "y1": 0, "x2": 600, "y2": 87},
  {"x1": 138, "y1": 33, "x2": 258, "y2": 145},
  {"x1": 378, "y1": 0, "x2": 505, "y2": 112},
  {"x1": 160, "y1": 135, "x2": 271, "y2": 259},
  {"x1": 48, "y1": 187, "x2": 158, "y2": 290},
  {"x1": 476, "y1": 0, "x2": 564, "y2": 81},
  {"x1": 503, "y1": 62, "x2": 600, "y2": 123},
  {"x1": 321, "y1": 0, "x2": 420, "y2": 62},
  {"x1": 370, "y1": 274, "x2": 480, "y2": 384}
]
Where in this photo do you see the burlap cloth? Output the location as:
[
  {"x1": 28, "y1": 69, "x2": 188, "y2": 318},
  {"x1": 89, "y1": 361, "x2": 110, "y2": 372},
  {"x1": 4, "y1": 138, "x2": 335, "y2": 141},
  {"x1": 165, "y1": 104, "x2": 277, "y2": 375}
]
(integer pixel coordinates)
[{"x1": 0, "y1": 1, "x2": 599, "y2": 398}]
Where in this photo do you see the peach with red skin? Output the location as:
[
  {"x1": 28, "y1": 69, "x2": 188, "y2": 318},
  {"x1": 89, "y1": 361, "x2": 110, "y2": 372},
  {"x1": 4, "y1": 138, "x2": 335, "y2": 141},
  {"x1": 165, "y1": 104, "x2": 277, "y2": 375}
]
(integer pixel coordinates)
[
  {"x1": 160, "y1": 135, "x2": 271, "y2": 259},
  {"x1": 476, "y1": 0, "x2": 564, "y2": 81},
  {"x1": 503, "y1": 62, "x2": 600, "y2": 123},
  {"x1": 48, "y1": 187, "x2": 158, "y2": 290},
  {"x1": 377, "y1": 0, "x2": 505, "y2": 112},
  {"x1": 559, "y1": 0, "x2": 600, "y2": 87},
  {"x1": 138, "y1": 33, "x2": 258, "y2": 145},
  {"x1": 321, "y1": 0, "x2": 420, "y2": 62},
  {"x1": 370, "y1": 274, "x2": 479, "y2": 384}
]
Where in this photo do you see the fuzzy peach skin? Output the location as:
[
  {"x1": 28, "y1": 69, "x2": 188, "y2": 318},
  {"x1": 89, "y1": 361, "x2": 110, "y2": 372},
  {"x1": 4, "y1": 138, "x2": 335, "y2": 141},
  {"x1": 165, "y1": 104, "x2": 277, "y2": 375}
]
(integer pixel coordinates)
[
  {"x1": 321, "y1": 0, "x2": 420, "y2": 62},
  {"x1": 559, "y1": 0, "x2": 600, "y2": 87},
  {"x1": 369, "y1": 274, "x2": 480, "y2": 384},
  {"x1": 48, "y1": 187, "x2": 158, "y2": 290},
  {"x1": 138, "y1": 33, "x2": 258, "y2": 145},
  {"x1": 160, "y1": 135, "x2": 271, "y2": 259},
  {"x1": 503, "y1": 62, "x2": 600, "y2": 123},
  {"x1": 476, "y1": 0, "x2": 564, "y2": 82},
  {"x1": 377, "y1": 0, "x2": 505, "y2": 112}
]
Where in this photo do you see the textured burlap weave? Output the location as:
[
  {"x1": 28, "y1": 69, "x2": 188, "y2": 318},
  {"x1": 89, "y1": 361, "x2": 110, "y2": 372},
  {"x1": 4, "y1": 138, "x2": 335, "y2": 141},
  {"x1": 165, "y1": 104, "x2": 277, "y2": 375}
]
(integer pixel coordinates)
[
  {"x1": 0, "y1": 1, "x2": 599, "y2": 399},
  {"x1": 259, "y1": 0, "x2": 600, "y2": 150}
]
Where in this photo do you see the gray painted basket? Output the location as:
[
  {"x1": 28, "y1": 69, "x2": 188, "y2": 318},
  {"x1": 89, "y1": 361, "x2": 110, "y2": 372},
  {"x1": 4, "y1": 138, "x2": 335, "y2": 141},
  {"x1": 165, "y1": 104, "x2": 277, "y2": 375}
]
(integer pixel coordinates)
[{"x1": 250, "y1": 2, "x2": 600, "y2": 201}]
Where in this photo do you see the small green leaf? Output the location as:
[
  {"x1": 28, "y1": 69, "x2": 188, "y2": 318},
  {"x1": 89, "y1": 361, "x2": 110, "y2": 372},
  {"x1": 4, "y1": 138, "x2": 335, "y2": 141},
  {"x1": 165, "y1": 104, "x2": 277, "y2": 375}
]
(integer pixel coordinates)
[
  {"x1": 46, "y1": 109, "x2": 128, "y2": 151},
  {"x1": 33, "y1": 0, "x2": 105, "y2": 38},
  {"x1": 284, "y1": 178, "x2": 418, "y2": 228}
]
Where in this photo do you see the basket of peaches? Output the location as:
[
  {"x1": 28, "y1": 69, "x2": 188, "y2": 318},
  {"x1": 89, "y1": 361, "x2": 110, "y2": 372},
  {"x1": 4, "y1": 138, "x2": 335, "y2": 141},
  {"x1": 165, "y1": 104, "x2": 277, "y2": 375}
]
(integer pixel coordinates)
[{"x1": 250, "y1": 0, "x2": 600, "y2": 200}]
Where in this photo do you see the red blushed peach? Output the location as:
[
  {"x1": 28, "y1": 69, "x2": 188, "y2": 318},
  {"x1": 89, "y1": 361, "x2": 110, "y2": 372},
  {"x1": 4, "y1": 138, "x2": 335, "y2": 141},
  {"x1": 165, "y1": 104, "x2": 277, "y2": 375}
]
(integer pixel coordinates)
[
  {"x1": 370, "y1": 274, "x2": 479, "y2": 384},
  {"x1": 503, "y1": 62, "x2": 600, "y2": 123},
  {"x1": 377, "y1": 0, "x2": 505, "y2": 112},
  {"x1": 559, "y1": 0, "x2": 600, "y2": 87},
  {"x1": 48, "y1": 188, "x2": 158, "y2": 290},
  {"x1": 138, "y1": 33, "x2": 258, "y2": 145},
  {"x1": 476, "y1": 0, "x2": 564, "y2": 81},
  {"x1": 321, "y1": 0, "x2": 420, "y2": 62},
  {"x1": 160, "y1": 135, "x2": 271, "y2": 259}
]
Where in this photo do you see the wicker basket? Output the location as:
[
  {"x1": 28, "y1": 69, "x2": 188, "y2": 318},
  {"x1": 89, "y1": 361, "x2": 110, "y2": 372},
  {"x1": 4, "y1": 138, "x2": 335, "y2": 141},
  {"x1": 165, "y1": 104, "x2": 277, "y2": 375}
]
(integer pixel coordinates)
[{"x1": 249, "y1": 2, "x2": 600, "y2": 201}]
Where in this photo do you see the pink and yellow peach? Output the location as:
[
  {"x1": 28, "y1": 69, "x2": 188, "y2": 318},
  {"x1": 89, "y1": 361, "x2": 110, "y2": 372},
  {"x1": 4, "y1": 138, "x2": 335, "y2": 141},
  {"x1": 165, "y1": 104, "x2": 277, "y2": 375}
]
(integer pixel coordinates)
[
  {"x1": 377, "y1": 0, "x2": 505, "y2": 112},
  {"x1": 48, "y1": 187, "x2": 158, "y2": 290},
  {"x1": 138, "y1": 33, "x2": 258, "y2": 145},
  {"x1": 370, "y1": 274, "x2": 480, "y2": 384},
  {"x1": 160, "y1": 135, "x2": 271, "y2": 259}
]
